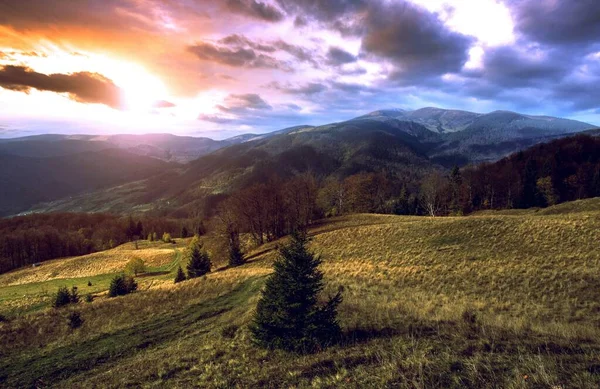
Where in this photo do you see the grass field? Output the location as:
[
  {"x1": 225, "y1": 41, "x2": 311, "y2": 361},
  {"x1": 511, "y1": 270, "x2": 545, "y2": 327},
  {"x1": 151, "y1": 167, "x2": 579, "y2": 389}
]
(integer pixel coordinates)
[{"x1": 1, "y1": 198, "x2": 600, "y2": 388}]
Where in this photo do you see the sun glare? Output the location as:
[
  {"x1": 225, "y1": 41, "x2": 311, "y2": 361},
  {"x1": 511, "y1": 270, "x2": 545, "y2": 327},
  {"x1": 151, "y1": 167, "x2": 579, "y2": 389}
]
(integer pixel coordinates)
[{"x1": 4, "y1": 47, "x2": 169, "y2": 113}]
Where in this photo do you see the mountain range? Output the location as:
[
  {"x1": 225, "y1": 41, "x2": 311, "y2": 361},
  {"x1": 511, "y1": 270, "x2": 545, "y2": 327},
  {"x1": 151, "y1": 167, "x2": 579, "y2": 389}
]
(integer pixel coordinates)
[{"x1": 1, "y1": 107, "x2": 596, "y2": 217}]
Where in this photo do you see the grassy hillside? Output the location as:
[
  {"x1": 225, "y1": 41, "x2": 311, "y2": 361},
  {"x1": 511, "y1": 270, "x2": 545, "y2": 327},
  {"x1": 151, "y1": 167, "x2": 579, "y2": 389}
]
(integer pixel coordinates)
[{"x1": 1, "y1": 199, "x2": 600, "y2": 387}]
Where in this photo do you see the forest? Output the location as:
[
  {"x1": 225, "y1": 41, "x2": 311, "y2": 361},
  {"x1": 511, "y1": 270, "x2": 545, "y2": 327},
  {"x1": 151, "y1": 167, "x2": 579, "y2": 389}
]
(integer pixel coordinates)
[
  {"x1": 0, "y1": 213, "x2": 190, "y2": 273},
  {"x1": 1, "y1": 134, "x2": 599, "y2": 274}
]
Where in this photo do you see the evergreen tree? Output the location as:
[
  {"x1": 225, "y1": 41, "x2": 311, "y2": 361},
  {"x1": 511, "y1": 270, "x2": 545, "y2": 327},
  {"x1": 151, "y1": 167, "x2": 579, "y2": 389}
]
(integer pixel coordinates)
[
  {"x1": 250, "y1": 231, "x2": 342, "y2": 353},
  {"x1": 108, "y1": 274, "x2": 137, "y2": 297},
  {"x1": 186, "y1": 243, "x2": 211, "y2": 278},
  {"x1": 126, "y1": 216, "x2": 137, "y2": 241},
  {"x1": 70, "y1": 286, "x2": 79, "y2": 304},
  {"x1": 197, "y1": 221, "x2": 207, "y2": 236},
  {"x1": 181, "y1": 226, "x2": 189, "y2": 238},
  {"x1": 53, "y1": 286, "x2": 72, "y2": 308},
  {"x1": 135, "y1": 221, "x2": 144, "y2": 237},
  {"x1": 174, "y1": 266, "x2": 186, "y2": 283},
  {"x1": 227, "y1": 223, "x2": 245, "y2": 267}
]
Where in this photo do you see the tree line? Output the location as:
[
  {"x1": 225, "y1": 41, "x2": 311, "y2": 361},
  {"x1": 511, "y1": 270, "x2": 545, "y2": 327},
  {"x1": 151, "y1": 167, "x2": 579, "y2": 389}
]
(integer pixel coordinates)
[
  {"x1": 0, "y1": 213, "x2": 193, "y2": 273},
  {"x1": 216, "y1": 135, "x2": 600, "y2": 234}
]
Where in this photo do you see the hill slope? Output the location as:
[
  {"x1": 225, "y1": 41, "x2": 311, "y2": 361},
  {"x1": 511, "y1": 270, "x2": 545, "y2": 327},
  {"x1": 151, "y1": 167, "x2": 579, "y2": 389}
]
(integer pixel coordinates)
[
  {"x1": 1, "y1": 198, "x2": 600, "y2": 387},
  {"x1": 0, "y1": 149, "x2": 174, "y2": 216}
]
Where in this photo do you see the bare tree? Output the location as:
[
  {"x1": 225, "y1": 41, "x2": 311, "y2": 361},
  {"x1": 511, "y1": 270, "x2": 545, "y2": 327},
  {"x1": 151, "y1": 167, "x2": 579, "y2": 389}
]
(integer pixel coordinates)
[{"x1": 420, "y1": 172, "x2": 447, "y2": 217}]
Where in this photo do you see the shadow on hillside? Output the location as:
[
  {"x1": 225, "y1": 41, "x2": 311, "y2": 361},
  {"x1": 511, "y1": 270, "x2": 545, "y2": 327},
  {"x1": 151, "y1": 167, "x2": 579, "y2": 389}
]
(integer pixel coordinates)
[{"x1": 341, "y1": 326, "x2": 405, "y2": 346}]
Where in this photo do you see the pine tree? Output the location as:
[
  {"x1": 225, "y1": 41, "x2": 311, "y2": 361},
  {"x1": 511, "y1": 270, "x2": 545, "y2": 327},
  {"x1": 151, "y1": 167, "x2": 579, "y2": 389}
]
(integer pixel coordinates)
[
  {"x1": 174, "y1": 266, "x2": 186, "y2": 283},
  {"x1": 250, "y1": 231, "x2": 342, "y2": 353},
  {"x1": 227, "y1": 223, "x2": 245, "y2": 267},
  {"x1": 186, "y1": 244, "x2": 211, "y2": 278},
  {"x1": 108, "y1": 274, "x2": 137, "y2": 297},
  {"x1": 53, "y1": 286, "x2": 72, "y2": 308},
  {"x1": 181, "y1": 226, "x2": 189, "y2": 238}
]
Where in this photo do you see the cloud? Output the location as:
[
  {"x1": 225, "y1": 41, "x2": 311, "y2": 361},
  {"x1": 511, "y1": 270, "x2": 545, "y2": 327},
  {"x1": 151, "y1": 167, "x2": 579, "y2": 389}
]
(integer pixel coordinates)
[
  {"x1": 225, "y1": 0, "x2": 285, "y2": 22},
  {"x1": 269, "y1": 81, "x2": 328, "y2": 95},
  {"x1": 508, "y1": 0, "x2": 600, "y2": 46},
  {"x1": 472, "y1": 45, "x2": 569, "y2": 87},
  {"x1": 0, "y1": 65, "x2": 124, "y2": 109},
  {"x1": 219, "y1": 34, "x2": 277, "y2": 52},
  {"x1": 218, "y1": 93, "x2": 272, "y2": 113},
  {"x1": 361, "y1": 1, "x2": 473, "y2": 82},
  {"x1": 187, "y1": 41, "x2": 287, "y2": 70},
  {"x1": 274, "y1": 0, "x2": 367, "y2": 21},
  {"x1": 327, "y1": 47, "x2": 357, "y2": 66}
]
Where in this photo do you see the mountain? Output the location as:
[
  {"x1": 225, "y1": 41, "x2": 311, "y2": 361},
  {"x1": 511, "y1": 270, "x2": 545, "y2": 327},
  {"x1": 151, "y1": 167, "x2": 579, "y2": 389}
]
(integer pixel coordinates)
[
  {"x1": 0, "y1": 149, "x2": 174, "y2": 216},
  {"x1": 5, "y1": 107, "x2": 597, "y2": 217},
  {"x1": 0, "y1": 132, "x2": 262, "y2": 163}
]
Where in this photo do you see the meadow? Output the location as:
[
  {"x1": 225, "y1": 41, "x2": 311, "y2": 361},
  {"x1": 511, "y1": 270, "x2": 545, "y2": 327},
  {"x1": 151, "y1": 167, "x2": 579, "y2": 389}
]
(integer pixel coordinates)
[{"x1": 1, "y1": 198, "x2": 600, "y2": 388}]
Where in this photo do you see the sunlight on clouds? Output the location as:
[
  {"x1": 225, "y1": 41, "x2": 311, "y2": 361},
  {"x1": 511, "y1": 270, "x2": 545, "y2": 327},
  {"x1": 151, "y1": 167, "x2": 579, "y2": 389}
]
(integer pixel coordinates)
[
  {"x1": 2, "y1": 45, "x2": 169, "y2": 112},
  {"x1": 464, "y1": 46, "x2": 485, "y2": 69},
  {"x1": 412, "y1": 0, "x2": 515, "y2": 46}
]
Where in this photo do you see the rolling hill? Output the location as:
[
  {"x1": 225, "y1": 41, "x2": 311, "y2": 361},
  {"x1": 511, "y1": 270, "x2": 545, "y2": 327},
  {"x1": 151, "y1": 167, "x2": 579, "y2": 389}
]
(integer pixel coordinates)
[{"x1": 1, "y1": 198, "x2": 599, "y2": 387}]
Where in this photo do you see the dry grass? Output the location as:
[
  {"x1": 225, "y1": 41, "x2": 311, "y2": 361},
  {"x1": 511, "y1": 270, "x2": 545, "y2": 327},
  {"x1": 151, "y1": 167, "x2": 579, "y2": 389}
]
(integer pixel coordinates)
[{"x1": 1, "y1": 198, "x2": 600, "y2": 388}]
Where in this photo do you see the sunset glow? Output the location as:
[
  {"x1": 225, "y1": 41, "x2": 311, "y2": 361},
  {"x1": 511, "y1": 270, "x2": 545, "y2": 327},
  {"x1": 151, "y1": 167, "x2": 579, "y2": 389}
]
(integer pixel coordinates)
[{"x1": 0, "y1": 0, "x2": 598, "y2": 138}]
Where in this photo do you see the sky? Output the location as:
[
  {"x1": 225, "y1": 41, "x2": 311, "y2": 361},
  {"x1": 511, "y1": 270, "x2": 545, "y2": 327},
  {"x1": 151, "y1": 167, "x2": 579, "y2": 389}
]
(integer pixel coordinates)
[{"x1": 0, "y1": 0, "x2": 598, "y2": 139}]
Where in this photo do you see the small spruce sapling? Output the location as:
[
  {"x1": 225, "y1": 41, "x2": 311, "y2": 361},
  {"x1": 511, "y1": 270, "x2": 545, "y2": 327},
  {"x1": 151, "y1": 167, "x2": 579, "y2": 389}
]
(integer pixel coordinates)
[
  {"x1": 186, "y1": 241, "x2": 211, "y2": 278},
  {"x1": 174, "y1": 266, "x2": 186, "y2": 283}
]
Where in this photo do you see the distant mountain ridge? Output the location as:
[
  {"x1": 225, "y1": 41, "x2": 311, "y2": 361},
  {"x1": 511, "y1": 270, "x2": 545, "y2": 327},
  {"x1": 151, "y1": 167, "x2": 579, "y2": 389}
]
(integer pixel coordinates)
[{"x1": 1, "y1": 107, "x2": 597, "y2": 217}]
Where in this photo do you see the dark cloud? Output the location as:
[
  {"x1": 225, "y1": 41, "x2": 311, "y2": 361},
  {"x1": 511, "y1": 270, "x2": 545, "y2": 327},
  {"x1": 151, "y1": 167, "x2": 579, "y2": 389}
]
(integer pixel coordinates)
[
  {"x1": 340, "y1": 67, "x2": 367, "y2": 76},
  {"x1": 218, "y1": 93, "x2": 272, "y2": 113},
  {"x1": 154, "y1": 100, "x2": 176, "y2": 108},
  {"x1": 197, "y1": 114, "x2": 236, "y2": 124},
  {"x1": 274, "y1": 0, "x2": 367, "y2": 21},
  {"x1": 330, "y1": 81, "x2": 375, "y2": 94},
  {"x1": 327, "y1": 47, "x2": 357, "y2": 66},
  {"x1": 552, "y1": 58, "x2": 600, "y2": 110},
  {"x1": 189, "y1": 35, "x2": 318, "y2": 70},
  {"x1": 294, "y1": 15, "x2": 308, "y2": 27},
  {"x1": 0, "y1": 65, "x2": 124, "y2": 109},
  {"x1": 269, "y1": 81, "x2": 327, "y2": 95},
  {"x1": 361, "y1": 1, "x2": 473, "y2": 82},
  {"x1": 225, "y1": 0, "x2": 285, "y2": 22},
  {"x1": 219, "y1": 34, "x2": 277, "y2": 52},
  {"x1": 273, "y1": 40, "x2": 319, "y2": 66},
  {"x1": 472, "y1": 45, "x2": 570, "y2": 87},
  {"x1": 187, "y1": 42, "x2": 287, "y2": 70},
  {"x1": 508, "y1": 0, "x2": 600, "y2": 46}
]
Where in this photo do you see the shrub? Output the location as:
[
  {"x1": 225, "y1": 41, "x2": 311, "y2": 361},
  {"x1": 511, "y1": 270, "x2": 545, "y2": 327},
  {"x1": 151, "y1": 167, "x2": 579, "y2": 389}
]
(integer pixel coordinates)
[
  {"x1": 70, "y1": 286, "x2": 79, "y2": 304},
  {"x1": 85, "y1": 293, "x2": 94, "y2": 303},
  {"x1": 0, "y1": 314, "x2": 7, "y2": 323},
  {"x1": 227, "y1": 225, "x2": 245, "y2": 267},
  {"x1": 108, "y1": 274, "x2": 138, "y2": 297},
  {"x1": 174, "y1": 266, "x2": 186, "y2": 283},
  {"x1": 87, "y1": 280, "x2": 92, "y2": 287},
  {"x1": 181, "y1": 226, "x2": 189, "y2": 238},
  {"x1": 125, "y1": 257, "x2": 147, "y2": 276},
  {"x1": 186, "y1": 242, "x2": 211, "y2": 279},
  {"x1": 221, "y1": 324, "x2": 239, "y2": 339},
  {"x1": 68, "y1": 311, "x2": 84, "y2": 329},
  {"x1": 250, "y1": 231, "x2": 342, "y2": 353},
  {"x1": 162, "y1": 232, "x2": 173, "y2": 243},
  {"x1": 54, "y1": 286, "x2": 73, "y2": 308}
]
